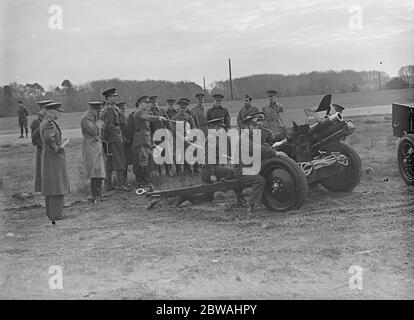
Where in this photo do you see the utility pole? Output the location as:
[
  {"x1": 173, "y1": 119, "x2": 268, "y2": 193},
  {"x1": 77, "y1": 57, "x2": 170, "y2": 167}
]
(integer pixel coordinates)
[
  {"x1": 203, "y1": 77, "x2": 206, "y2": 96},
  {"x1": 228, "y1": 58, "x2": 234, "y2": 100},
  {"x1": 378, "y1": 61, "x2": 383, "y2": 90}
]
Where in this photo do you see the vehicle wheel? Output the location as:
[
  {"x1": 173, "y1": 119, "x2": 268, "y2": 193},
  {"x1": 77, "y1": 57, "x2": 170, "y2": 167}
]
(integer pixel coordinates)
[
  {"x1": 260, "y1": 155, "x2": 308, "y2": 212},
  {"x1": 397, "y1": 133, "x2": 414, "y2": 186},
  {"x1": 320, "y1": 141, "x2": 362, "y2": 192}
]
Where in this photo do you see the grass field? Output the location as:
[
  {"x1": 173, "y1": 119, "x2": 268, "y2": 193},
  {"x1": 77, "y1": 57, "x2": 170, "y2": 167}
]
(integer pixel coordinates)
[
  {"x1": 0, "y1": 88, "x2": 413, "y2": 135},
  {"x1": 0, "y1": 114, "x2": 399, "y2": 199},
  {"x1": 1, "y1": 113, "x2": 413, "y2": 299}
]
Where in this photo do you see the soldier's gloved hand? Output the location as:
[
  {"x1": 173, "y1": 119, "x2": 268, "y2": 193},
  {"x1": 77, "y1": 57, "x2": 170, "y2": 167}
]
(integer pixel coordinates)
[
  {"x1": 159, "y1": 116, "x2": 167, "y2": 122},
  {"x1": 55, "y1": 146, "x2": 64, "y2": 154}
]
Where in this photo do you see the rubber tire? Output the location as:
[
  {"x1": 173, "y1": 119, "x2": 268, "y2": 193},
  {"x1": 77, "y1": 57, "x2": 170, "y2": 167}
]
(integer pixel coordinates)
[
  {"x1": 260, "y1": 155, "x2": 308, "y2": 212},
  {"x1": 397, "y1": 133, "x2": 414, "y2": 186},
  {"x1": 319, "y1": 141, "x2": 362, "y2": 192}
]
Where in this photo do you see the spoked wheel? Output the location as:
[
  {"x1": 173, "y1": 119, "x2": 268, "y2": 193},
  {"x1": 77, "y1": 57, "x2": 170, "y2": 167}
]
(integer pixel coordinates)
[
  {"x1": 319, "y1": 141, "x2": 362, "y2": 192},
  {"x1": 397, "y1": 133, "x2": 414, "y2": 186},
  {"x1": 260, "y1": 155, "x2": 308, "y2": 212}
]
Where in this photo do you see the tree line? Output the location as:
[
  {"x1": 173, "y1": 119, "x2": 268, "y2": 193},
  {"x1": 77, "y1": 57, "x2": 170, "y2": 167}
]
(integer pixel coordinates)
[{"x1": 1, "y1": 66, "x2": 413, "y2": 117}]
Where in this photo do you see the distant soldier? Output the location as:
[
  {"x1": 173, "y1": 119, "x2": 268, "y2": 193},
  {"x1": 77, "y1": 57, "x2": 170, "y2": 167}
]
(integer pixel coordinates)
[
  {"x1": 262, "y1": 89, "x2": 286, "y2": 141},
  {"x1": 172, "y1": 100, "x2": 196, "y2": 175},
  {"x1": 101, "y1": 88, "x2": 129, "y2": 191},
  {"x1": 31, "y1": 100, "x2": 53, "y2": 193},
  {"x1": 237, "y1": 94, "x2": 260, "y2": 128},
  {"x1": 165, "y1": 99, "x2": 177, "y2": 119},
  {"x1": 127, "y1": 96, "x2": 167, "y2": 187},
  {"x1": 17, "y1": 100, "x2": 29, "y2": 138},
  {"x1": 206, "y1": 93, "x2": 231, "y2": 131},
  {"x1": 40, "y1": 102, "x2": 70, "y2": 223},
  {"x1": 81, "y1": 102, "x2": 106, "y2": 203},
  {"x1": 116, "y1": 101, "x2": 133, "y2": 181}
]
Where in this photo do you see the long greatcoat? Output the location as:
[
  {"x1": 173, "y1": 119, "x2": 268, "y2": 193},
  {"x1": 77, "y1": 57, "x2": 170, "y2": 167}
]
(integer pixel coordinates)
[
  {"x1": 31, "y1": 113, "x2": 44, "y2": 192},
  {"x1": 80, "y1": 111, "x2": 106, "y2": 179},
  {"x1": 40, "y1": 116, "x2": 70, "y2": 196}
]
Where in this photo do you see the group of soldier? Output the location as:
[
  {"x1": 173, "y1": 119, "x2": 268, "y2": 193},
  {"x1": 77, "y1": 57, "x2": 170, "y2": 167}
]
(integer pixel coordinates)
[{"x1": 25, "y1": 88, "x2": 286, "y2": 222}]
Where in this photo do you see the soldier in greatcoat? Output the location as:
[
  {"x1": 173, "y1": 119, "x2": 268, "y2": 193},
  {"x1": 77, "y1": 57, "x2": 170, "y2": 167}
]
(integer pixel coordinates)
[
  {"x1": 31, "y1": 99, "x2": 53, "y2": 193},
  {"x1": 81, "y1": 101, "x2": 106, "y2": 203},
  {"x1": 40, "y1": 102, "x2": 70, "y2": 223}
]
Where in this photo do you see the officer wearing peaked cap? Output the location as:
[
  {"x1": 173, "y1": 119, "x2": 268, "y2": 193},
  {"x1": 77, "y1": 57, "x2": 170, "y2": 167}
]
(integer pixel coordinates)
[
  {"x1": 262, "y1": 89, "x2": 286, "y2": 141},
  {"x1": 237, "y1": 94, "x2": 260, "y2": 129},
  {"x1": 125, "y1": 96, "x2": 167, "y2": 187},
  {"x1": 101, "y1": 88, "x2": 129, "y2": 191},
  {"x1": 40, "y1": 102, "x2": 70, "y2": 223},
  {"x1": 207, "y1": 93, "x2": 231, "y2": 130},
  {"x1": 30, "y1": 100, "x2": 54, "y2": 193},
  {"x1": 191, "y1": 93, "x2": 207, "y2": 135},
  {"x1": 81, "y1": 102, "x2": 106, "y2": 203}
]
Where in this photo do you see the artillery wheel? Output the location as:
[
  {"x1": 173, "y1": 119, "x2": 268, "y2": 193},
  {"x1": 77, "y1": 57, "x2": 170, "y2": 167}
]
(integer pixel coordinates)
[
  {"x1": 260, "y1": 155, "x2": 308, "y2": 212},
  {"x1": 397, "y1": 133, "x2": 414, "y2": 186},
  {"x1": 320, "y1": 141, "x2": 362, "y2": 192}
]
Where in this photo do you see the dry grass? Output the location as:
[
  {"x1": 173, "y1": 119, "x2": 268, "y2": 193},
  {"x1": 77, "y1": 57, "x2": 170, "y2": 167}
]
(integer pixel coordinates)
[{"x1": 0, "y1": 114, "x2": 401, "y2": 200}]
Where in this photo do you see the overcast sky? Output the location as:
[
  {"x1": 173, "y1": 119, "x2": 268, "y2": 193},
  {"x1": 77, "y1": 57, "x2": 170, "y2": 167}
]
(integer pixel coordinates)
[{"x1": 1, "y1": 0, "x2": 413, "y2": 88}]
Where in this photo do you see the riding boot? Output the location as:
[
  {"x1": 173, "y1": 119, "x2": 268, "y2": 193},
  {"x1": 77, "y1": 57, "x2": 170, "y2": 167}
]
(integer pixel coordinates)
[
  {"x1": 90, "y1": 178, "x2": 97, "y2": 202},
  {"x1": 105, "y1": 170, "x2": 113, "y2": 191},
  {"x1": 96, "y1": 178, "x2": 103, "y2": 202}
]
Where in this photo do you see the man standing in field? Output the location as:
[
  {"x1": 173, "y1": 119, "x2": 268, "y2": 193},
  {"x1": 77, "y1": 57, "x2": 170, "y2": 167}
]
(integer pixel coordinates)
[
  {"x1": 206, "y1": 93, "x2": 231, "y2": 131},
  {"x1": 116, "y1": 101, "x2": 132, "y2": 182},
  {"x1": 81, "y1": 101, "x2": 106, "y2": 203},
  {"x1": 126, "y1": 95, "x2": 167, "y2": 187},
  {"x1": 101, "y1": 88, "x2": 129, "y2": 191},
  {"x1": 40, "y1": 102, "x2": 70, "y2": 223},
  {"x1": 31, "y1": 99, "x2": 53, "y2": 193},
  {"x1": 17, "y1": 100, "x2": 29, "y2": 138},
  {"x1": 191, "y1": 93, "x2": 208, "y2": 134},
  {"x1": 237, "y1": 94, "x2": 260, "y2": 129},
  {"x1": 262, "y1": 89, "x2": 286, "y2": 140}
]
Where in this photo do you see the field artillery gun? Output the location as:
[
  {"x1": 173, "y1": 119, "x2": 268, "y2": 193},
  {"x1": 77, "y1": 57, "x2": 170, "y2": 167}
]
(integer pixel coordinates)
[
  {"x1": 392, "y1": 103, "x2": 414, "y2": 185},
  {"x1": 139, "y1": 94, "x2": 362, "y2": 212}
]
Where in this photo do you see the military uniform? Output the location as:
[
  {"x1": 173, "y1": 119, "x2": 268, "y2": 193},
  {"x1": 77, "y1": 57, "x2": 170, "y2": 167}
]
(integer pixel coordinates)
[
  {"x1": 166, "y1": 108, "x2": 177, "y2": 119},
  {"x1": 237, "y1": 103, "x2": 260, "y2": 128},
  {"x1": 101, "y1": 88, "x2": 127, "y2": 190},
  {"x1": 17, "y1": 102, "x2": 29, "y2": 138},
  {"x1": 117, "y1": 101, "x2": 133, "y2": 180},
  {"x1": 126, "y1": 96, "x2": 162, "y2": 186},
  {"x1": 40, "y1": 102, "x2": 70, "y2": 222},
  {"x1": 262, "y1": 90, "x2": 286, "y2": 140},
  {"x1": 206, "y1": 95, "x2": 231, "y2": 130},
  {"x1": 148, "y1": 98, "x2": 171, "y2": 175},
  {"x1": 191, "y1": 103, "x2": 207, "y2": 134},
  {"x1": 172, "y1": 104, "x2": 196, "y2": 175},
  {"x1": 81, "y1": 102, "x2": 106, "y2": 202},
  {"x1": 30, "y1": 100, "x2": 53, "y2": 192}
]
